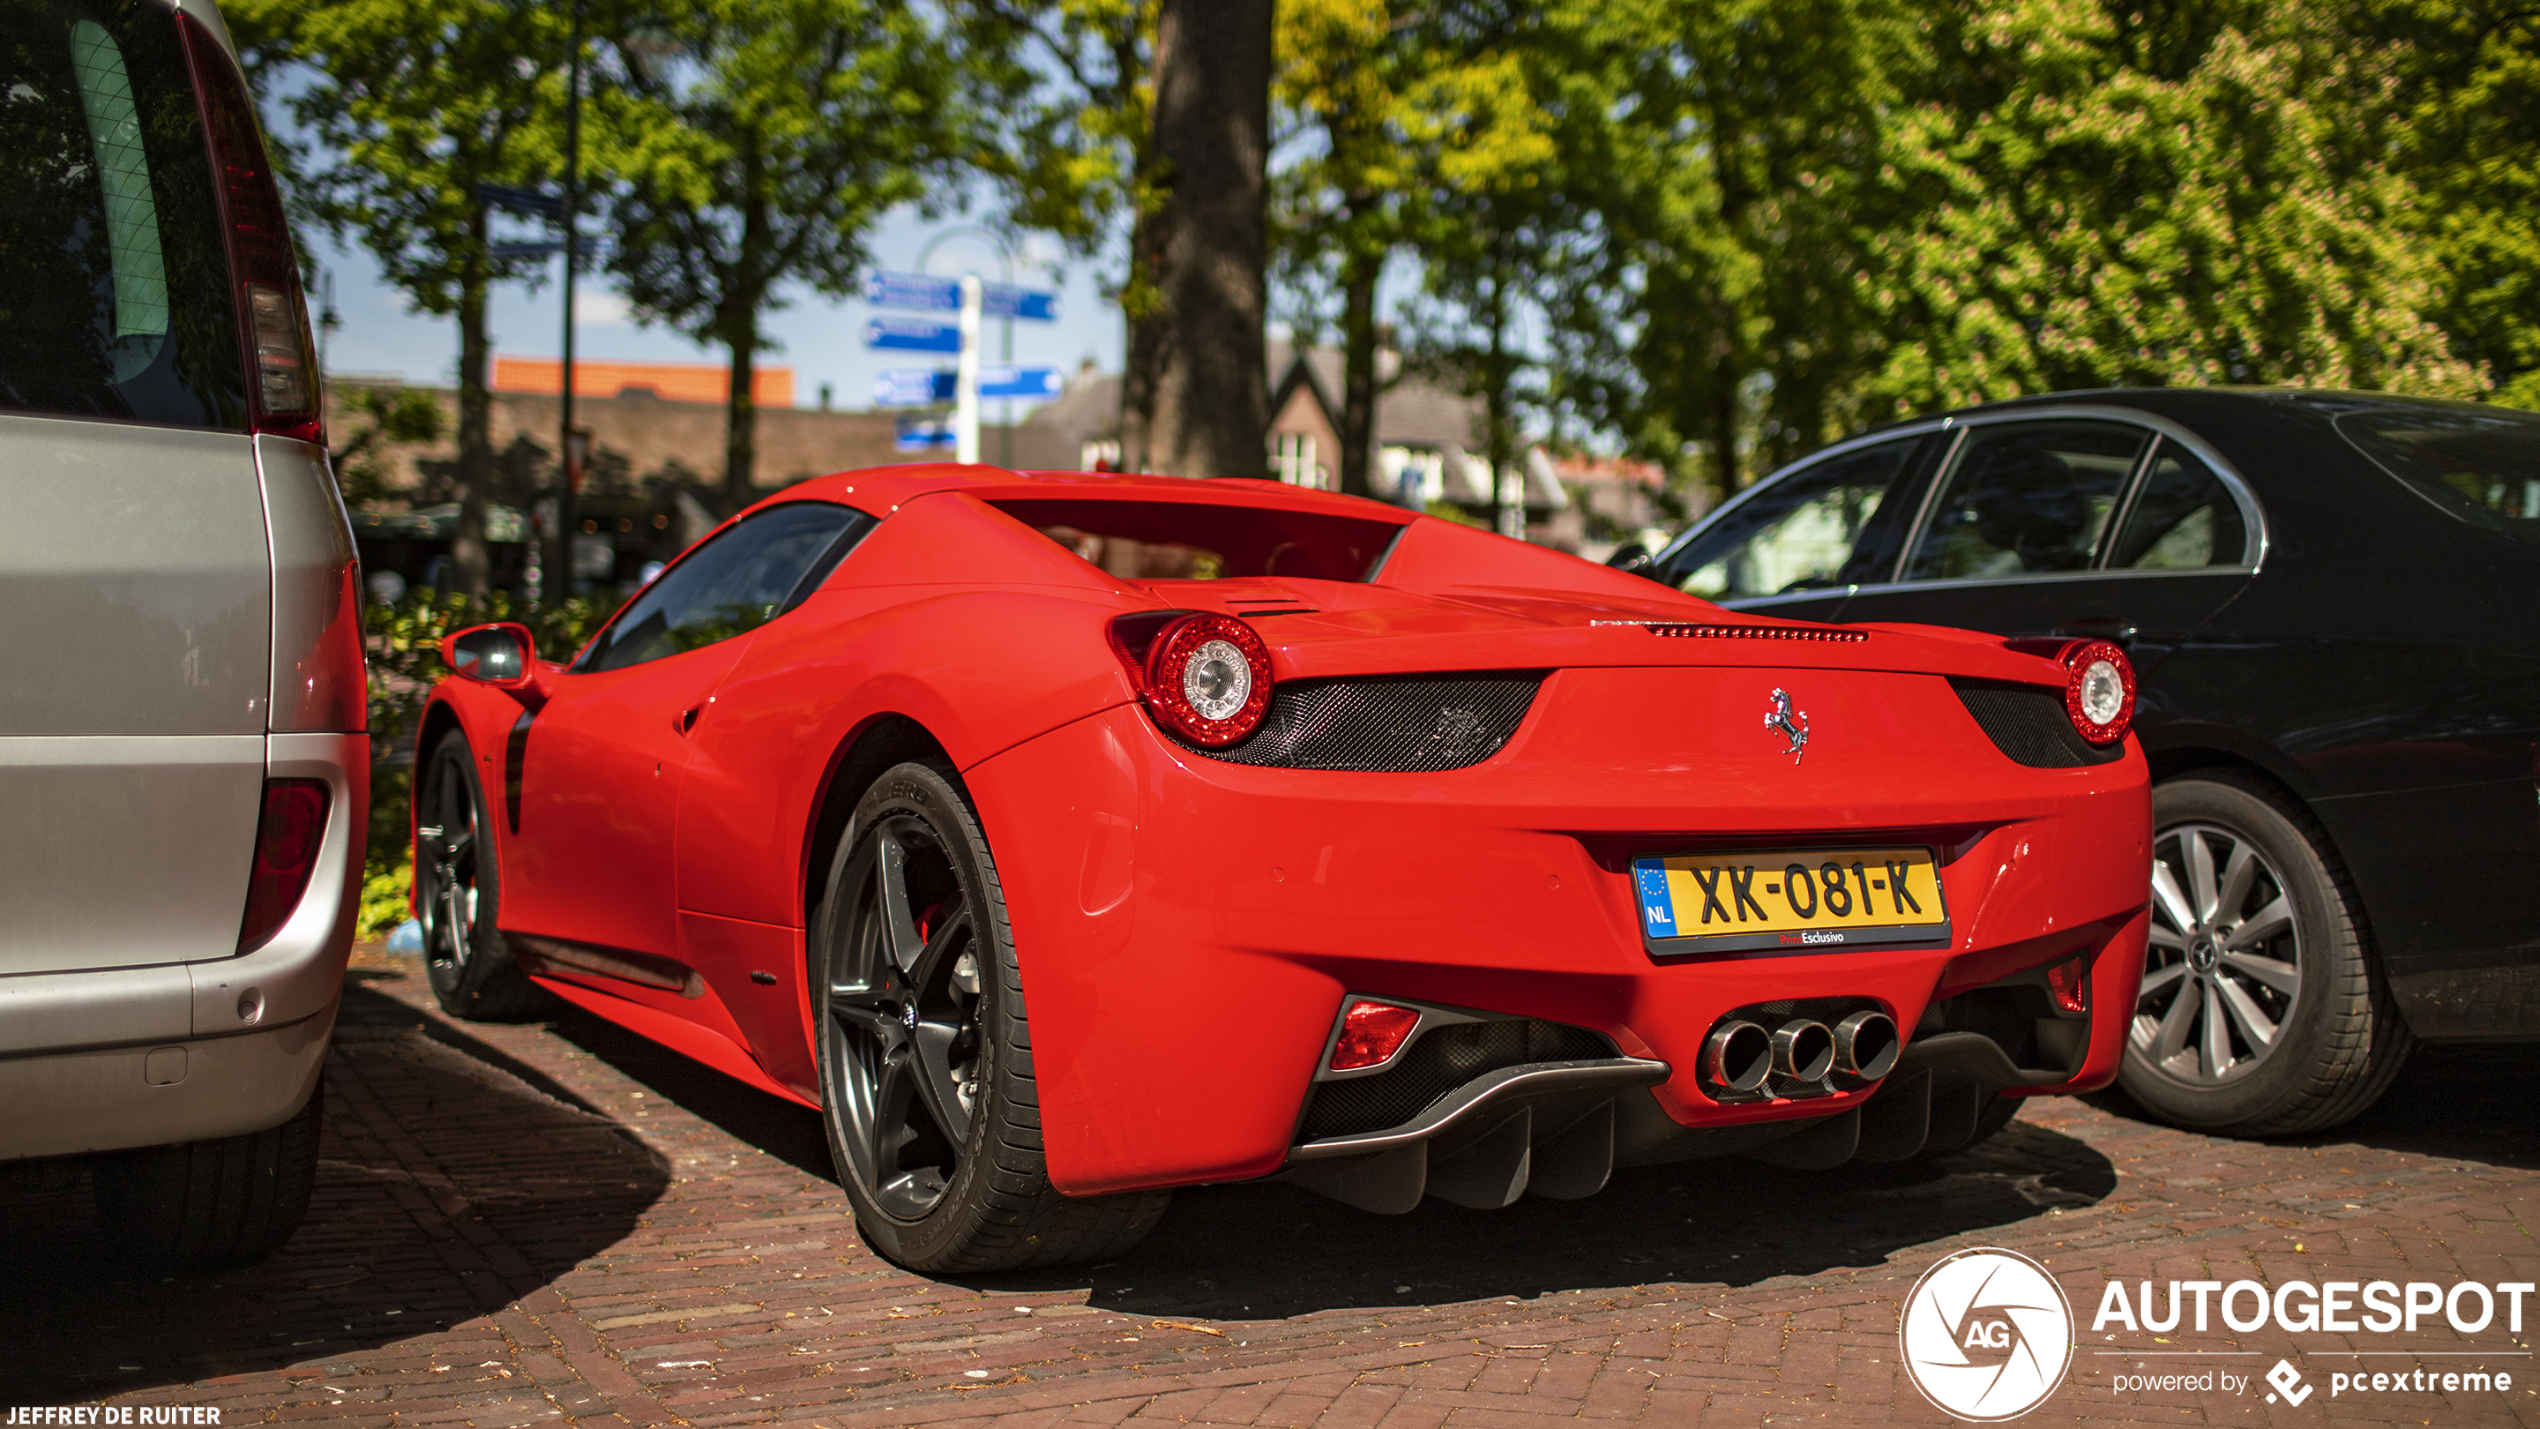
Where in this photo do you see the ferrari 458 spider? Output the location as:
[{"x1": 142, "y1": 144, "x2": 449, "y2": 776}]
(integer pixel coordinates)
[{"x1": 415, "y1": 465, "x2": 2151, "y2": 1272}]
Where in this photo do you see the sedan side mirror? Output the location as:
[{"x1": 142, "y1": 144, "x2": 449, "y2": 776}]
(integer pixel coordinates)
[{"x1": 442, "y1": 622, "x2": 537, "y2": 687}]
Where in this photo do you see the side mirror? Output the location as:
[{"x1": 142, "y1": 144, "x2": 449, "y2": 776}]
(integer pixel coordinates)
[
  {"x1": 441, "y1": 622, "x2": 537, "y2": 687},
  {"x1": 1605, "y1": 541, "x2": 1670, "y2": 583}
]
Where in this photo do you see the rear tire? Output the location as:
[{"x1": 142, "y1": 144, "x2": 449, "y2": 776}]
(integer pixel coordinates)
[
  {"x1": 2119, "y1": 772, "x2": 2411, "y2": 1135},
  {"x1": 416, "y1": 730, "x2": 547, "y2": 1022},
  {"x1": 92, "y1": 1074, "x2": 323, "y2": 1271},
  {"x1": 811, "y1": 759, "x2": 1169, "y2": 1273}
]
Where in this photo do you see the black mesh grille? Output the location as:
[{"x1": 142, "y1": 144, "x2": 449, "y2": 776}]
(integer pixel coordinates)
[
  {"x1": 1299, "y1": 1019, "x2": 1616, "y2": 1140},
  {"x1": 1187, "y1": 672, "x2": 1545, "y2": 772},
  {"x1": 1951, "y1": 680, "x2": 2124, "y2": 768}
]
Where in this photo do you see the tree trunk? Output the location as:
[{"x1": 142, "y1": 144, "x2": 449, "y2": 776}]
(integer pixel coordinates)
[
  {"x1": 723, "y1": 316, "x2": 758, "y2": 515},
  {"x1": 452, "y1": 234, "x2": 493, "y2": 598},
  {"x1": 1337, "y1": 238, "x2": 1380, "y2": 500},
  {"x1": 1120, "y1": 0, "x2": 1272, "y2": 481}
]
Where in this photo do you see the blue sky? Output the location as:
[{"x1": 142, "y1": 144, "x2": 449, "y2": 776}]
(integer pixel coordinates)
[{"x1": 309, "y1": 203, "x2": 1126, "y2": 419}]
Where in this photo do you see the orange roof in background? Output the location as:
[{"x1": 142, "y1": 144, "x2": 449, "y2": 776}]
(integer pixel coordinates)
[{"x1": 493, "y1": 355, "x2": 794, "y2": 408}]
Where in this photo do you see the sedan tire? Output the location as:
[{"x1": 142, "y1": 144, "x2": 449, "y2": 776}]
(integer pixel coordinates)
[
  {"x1": 2120, "y1": 772, "x2": 2411, "y2": 1135},
  {"x1": 813, "y1": 759, "x2": 1170, "y2": 1273}
]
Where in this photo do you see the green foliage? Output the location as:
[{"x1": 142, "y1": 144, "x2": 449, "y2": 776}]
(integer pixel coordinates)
[
  {"x1": 330, "y1": 385, "x2": 446, "y2": 509},
  {"x1": 355, "y1": 590, "x2": 611, "y2": 938},
  {"x1": 601, "y1": 0, "x2": 971, "y2": 504}
]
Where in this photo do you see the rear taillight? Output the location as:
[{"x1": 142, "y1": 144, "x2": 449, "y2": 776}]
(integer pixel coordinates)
[
  {"x1": 1140, "y1": 613, "x2": 1274, "y2": 747},
  {"x1": 1330, "y1": 1000, "x2": 1422, "y2": 1070},
  {"x1": 177, "y1": 13, "x2": 321, "y2": 444},
  {"x1": 2061, "y1": 639, "x2": 2135, "y2": 746},
  {"x1": 239, "y1": 779, "x2": 330, "y2": 953}
]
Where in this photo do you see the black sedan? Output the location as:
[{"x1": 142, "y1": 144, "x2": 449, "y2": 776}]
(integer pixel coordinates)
[{"x1": 1625, "y1": 389, "x2": 2540, "y2": 1136}]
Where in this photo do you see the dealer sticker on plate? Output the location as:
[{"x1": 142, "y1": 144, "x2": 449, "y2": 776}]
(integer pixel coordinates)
[{"x1": 1630, "y1": 846, "x2": 1950, "y2": 955}]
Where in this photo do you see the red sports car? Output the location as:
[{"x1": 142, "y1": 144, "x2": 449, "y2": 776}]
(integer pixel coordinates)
[{"x1": 415, "y1": 466, "x2": 2151, "y2": 1272}]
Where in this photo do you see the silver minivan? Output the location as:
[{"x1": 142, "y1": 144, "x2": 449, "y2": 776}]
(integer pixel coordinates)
[{"x1": 0, "y1": 0, "x2": 366, "y2": 1265}]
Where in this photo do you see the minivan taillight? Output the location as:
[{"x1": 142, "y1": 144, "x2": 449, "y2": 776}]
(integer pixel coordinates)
[
  {"x1": 176, "y1": 12, "x2": 321, "y2": 445},
  {"x1": 239, "y1": 779, "x2": 330, "y2": 953}
]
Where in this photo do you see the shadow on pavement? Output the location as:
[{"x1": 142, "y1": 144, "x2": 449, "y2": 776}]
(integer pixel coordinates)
[
  {"x1": 2089, "y1": 1039, "x2": 2540, "y2": 1170},
  {"x1": 968, "y1": 1112, "x2": 2115, "y2": 1319},
  {"x1": 0, "y1": 973, "x2": 668, "y2": 1404},
  {"x1": 536, "y1": 998, "x2": 835, "y2": 1182}
]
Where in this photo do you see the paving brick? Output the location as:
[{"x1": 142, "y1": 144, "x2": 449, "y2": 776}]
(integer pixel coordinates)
[{"x1": 7, "y1": 951, "x2": 2533, "y2": 1427}]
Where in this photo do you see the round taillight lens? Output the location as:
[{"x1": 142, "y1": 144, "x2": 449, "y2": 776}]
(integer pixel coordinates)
[
  {"x1": 2063, "y1": 639, "x2": 2136, "y2": 746},
  {"x1": 1143, "y1": 613, "x2": 1274, "y2": 747}
]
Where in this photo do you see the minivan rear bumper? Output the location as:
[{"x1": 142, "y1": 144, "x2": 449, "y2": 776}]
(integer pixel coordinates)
[{"x1": 0, "y1": 731, "x2": 365, "y2": 1160}]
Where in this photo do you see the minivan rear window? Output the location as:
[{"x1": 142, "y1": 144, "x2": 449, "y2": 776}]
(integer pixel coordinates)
[
  {"x1": 0, "y1": 0, "x2": 245, "y2": 427},
  {"x1": 2336, "y1": 403, "x2": 2540, "y2": 544}
]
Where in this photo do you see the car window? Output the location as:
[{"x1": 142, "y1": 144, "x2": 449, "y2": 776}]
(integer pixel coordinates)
[
  {"x1": 2335, "y1": 403, "x2": 2540, "y2": 545},
  {"x1": 1661, "y1": 437, "x2": 1921, "y2": 600},
  {"x1": 0, "y1": 0, "x2": 245, "y2": 426},
  {"x1": 1902, "y1": 420, "x2": 2147, "y2": 582},
  {"x1": 2107, "y1": 441, "x2": 2250, "y2": 569},
  {"x1": 578, "y1": 502, "x2": 873, "y2": 673}
]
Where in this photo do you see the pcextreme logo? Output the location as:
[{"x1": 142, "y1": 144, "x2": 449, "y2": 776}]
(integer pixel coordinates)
[{"x1": 1901, "y1": 1248, "x2": 2076, "y2": 1421}]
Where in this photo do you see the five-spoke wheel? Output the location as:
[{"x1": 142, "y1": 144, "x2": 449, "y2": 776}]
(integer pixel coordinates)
[
  {"x1": 414, "y1": 731, "x2": 544, "y2": 1021},
  {"x1": 2119, "y1": 772, "x2": 2410, "y2": 1135},
  {"x1": 811, "y1": 759, "x2": 1169, "y2": 1273}
]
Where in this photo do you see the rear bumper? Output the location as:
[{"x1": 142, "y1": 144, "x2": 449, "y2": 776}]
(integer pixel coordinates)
[
  {"x1": 0, "y1": 1002, "x2": 334, "y2": 1160},
  {"x1": 0, "y1": 730, "x2": 364, "y2": 1159},
  {"x1": 967, "y1": 670, "x2": 2150, "y2": 1197}
]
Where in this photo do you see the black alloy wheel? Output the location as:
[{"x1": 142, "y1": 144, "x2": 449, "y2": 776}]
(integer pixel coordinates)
[
  {"x1": 812, "y1": 759, "x2": 1168, "y2": 1273},
  {"x1": 2119, "y1": 772, "x2": 2412, "y2": 1135},
  {"x1": 415, "y1": 731, "x2": 545, "y2": 1021}
]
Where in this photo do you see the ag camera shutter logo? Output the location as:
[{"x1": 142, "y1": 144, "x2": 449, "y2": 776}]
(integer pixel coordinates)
[{"x1": 1901, "y1": 1247, "x2": 2075, "y2": 1421}]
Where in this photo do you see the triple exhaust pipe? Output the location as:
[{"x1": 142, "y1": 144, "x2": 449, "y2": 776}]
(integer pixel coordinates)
[{"x1": 1700, "y1": 1009, "x2": 1899, "y2": 1100}]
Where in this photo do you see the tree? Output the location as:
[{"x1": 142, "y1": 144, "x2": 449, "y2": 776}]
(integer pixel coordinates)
[
  {"x1": 1118, "y1": 0, "x2": 1273, "y2": 480},
  {"x1": 228, "y1": 0, "x2": 570, "y2": 596},
  {"x1": 1853, "y1": 0, "x2": 2483, "y2": 417},
  {"x1": 2363, "y1": 0, "x2": 2540, "y2": 406},
  {"x1": 602, "y1": 0, "x2": 966, "y2": 512},
  {"x1": 953, "y1": 1, "x2": 1275, "y2": 480},
  {"x1": 1274, "y1": 0, "x2": 1427, "y2": 500}
]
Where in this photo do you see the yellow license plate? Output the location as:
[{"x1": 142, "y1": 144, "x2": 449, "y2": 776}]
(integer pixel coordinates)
[{"x1": 1631, "y1": 846, "x2": 1950, "y2": 953}]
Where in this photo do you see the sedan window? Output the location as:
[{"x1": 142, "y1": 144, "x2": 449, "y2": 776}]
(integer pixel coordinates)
[
  {"x1": 2336, "y1": 402, "x2": 2540, "y2": 543},
  {"x1": 2108, "y1": 442, "x2": 2250, "y2": 568},
  {"x1": 578, "y1": 502, "x2": 872, "y2": 672},
  {"x1": 1661, "y1": 437, "x2": 1921, "y2": 600},
  {"x1": 1902, "y1": 421, "x2": 2147, "y2": 581}
]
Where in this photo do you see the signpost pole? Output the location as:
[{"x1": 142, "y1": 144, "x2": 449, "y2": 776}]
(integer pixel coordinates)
[
  {"x1": 955, "y1": 275, "x2": 982, "y2": 464},
  {"x1": 550, "y1": 0, "x2": 583, "y2": 603}
]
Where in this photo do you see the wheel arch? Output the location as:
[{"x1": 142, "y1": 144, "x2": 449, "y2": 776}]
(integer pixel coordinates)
[
  {"x1": 2142, "y1": 742, "x2": 2384, "y2": 963},
  {"x1": 800, "y1": 713, "x2": 955, "y2": 935}
]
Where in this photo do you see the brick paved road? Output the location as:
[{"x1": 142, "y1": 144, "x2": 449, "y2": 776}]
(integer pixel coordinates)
[{"x1": 4, "y1": 950, "x2": 2532, "y2": 1427}]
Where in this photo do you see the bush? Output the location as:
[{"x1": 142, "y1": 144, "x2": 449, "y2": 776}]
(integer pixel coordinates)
[{"x1": 358, "y1": 590, "x2": 613, "y2": 937}]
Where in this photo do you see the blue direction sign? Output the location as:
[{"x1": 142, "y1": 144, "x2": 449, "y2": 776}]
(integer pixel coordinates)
[
  {"x1": 863, "y1": 270, "x2": 962, "y2": 312},
  {"x1": 873, "y1": 369, "x2": 955, "y2": 407},
  {"x1": 977, "y1": 364, "x2": 1064, "y2": 399},
  {"x1": 982, "y1": 284, "x2": 1059, "y2": 322},
  {"x1": 895, "y1": 417, "x2": 957, "y2": 452},
  {"x1": 864, "y1": 316, "x2": 961, "y2": 353}
]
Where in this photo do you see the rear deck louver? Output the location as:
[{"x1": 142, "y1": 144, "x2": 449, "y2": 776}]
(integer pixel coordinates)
[{"x1": 1594, "y1": 621, "x2": 1869, "y2": 642}]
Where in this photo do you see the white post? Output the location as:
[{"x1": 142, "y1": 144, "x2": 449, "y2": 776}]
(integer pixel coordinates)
[{"x1": 955, "y1": 274, "x2": 982, "y2": 464}]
